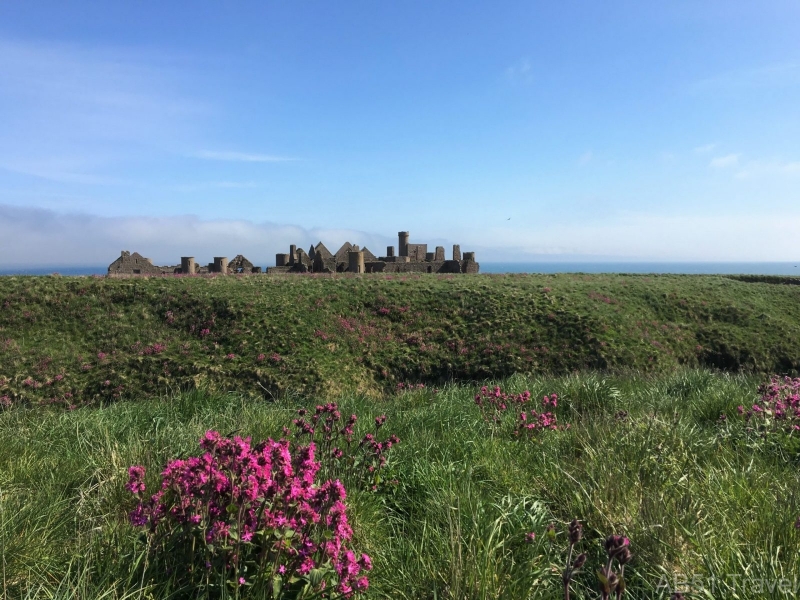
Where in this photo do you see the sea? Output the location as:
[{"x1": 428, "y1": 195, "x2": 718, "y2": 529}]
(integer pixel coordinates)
[
  {"x1": 480, "y1": 262, "x2": 800, "y2": 275},
  {"x1": 1, "y1": 262, "x2": 799, "y2": 276}
]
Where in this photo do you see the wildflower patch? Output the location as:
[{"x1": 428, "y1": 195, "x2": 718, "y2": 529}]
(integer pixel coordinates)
[{"x1": 127, "y1": 431, "x2": 371, "y2": 597}]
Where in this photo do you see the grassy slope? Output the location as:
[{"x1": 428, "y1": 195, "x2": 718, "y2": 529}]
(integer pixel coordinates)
[
  {"x1": 1, "y1": 372, "x2": 798, "y2": 599},
  {"x1": 1, "y1": 273, "x2": 800, "y2": 405}
]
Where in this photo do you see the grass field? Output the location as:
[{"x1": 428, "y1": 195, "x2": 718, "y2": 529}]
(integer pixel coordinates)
[
  {"x1": 2, "y1": 273, "x2": 800, "y2": 406},
  {"x1": 2, "y1": 371, "x2": 799, "y2": 599},
  {"x1": 1, "y1": 275, "x2": 799, "y2": 599}
]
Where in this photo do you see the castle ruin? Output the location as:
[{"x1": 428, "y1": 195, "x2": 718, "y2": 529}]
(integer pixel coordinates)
[
  {"x1": 267, "y1": 231, "x2": 478, "y2": 274},
  {"x1": 107, "y1": 231, "x2": 478, "y2": 276},
  {"x1": 108, "y1": 251, "x2": 261, "y2": 276}
]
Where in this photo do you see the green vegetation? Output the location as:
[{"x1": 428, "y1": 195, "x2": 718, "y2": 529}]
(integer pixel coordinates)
[
  {"x1": 2, "y1": 273, "x2": 800, "y2": 405},
  {"x1": 2, "y1": 372, "x2": 799, "y2": 599},
  {"x1": 2, "y1": 275, "x2": 800, "y2": 598}
]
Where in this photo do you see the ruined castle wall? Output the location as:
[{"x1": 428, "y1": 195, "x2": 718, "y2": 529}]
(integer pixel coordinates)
[
  {"x1": 439, "y1": 260, "x2": 463, "y2": 273},
  {"x1": 407, "y1": 244, "x2": 427, "y2": 262},
  {"x1": 266, "y1": 266, "x2": 293, "y2": 274},
  {"x1": 108, "y1": 251, "x2": 167, "y2": 276},
  {"x1": 365, "y1": 261, "x2": 386, "y2": 273},
  {"x1": 375, "y1": 260, "x2": 479, "y2": 274},
  {"x1": 313, "y1": 254, "x2": 336, "y2": 273},
  {"x1": 213, "y1": 257, "x2": 229, "y2": 274},
  {"x1": 228, "y1": 255, "x2": 255, "y2": 273},
  {"x1": 462, "y1": 259, "x2": 479, "y2": 274},
  {"x1": 381, "y1": 261, "x2": 444, "y2": 273},
  {"x1": 361, "y1": 247, "x2": 377, "y2": 262},
  {"x1": 314, "y1": 242, "x2": 333, "y2": 260},
  {"x1": 334, "y1": 242, "x2": 354, "y2": 263},
  {"x1": 181, "y1": 257, "x2": 196, "y2": 275},
  {"x1": 398, "y1": 232, "x2": 409, "y2": 257},
  {"x1": 348, "y1": 251, "x2": 365, "y2": 273},
  {"x1": 296, "y1": 249, "x2": 312, "y2": 267}
]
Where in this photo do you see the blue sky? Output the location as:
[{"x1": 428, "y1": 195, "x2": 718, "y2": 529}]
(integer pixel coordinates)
[{"x1": 1, "y1": 1, "x2": 799, "y2": 266}]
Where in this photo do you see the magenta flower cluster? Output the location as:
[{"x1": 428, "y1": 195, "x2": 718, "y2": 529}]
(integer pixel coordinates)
[
  {"x1": 126, "y1": 431, "x2": 371, "y2": 596},
  {"x1": 737, "y1": 376, "x2": 800, "y2": 433},
  {"x1": 292, "y1": 403, "x2": 399, "y2": 490},
  {"x1": 475, "y1": 387, "x2": 569, "y2": 438},
  {"x1": 474, "y1": 385, "x2": 532, "y2": 426},
  {"x1": 515, "y1": 393, "x2": 569, "y2": 437}
]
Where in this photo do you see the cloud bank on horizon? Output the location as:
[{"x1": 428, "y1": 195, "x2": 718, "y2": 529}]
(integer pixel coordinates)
[
  {"x1": 0, "y1": 1, "x2": 799, "y2": 265},
  {"x1": 3, "y1": 204, "x2": 800, "y2": 267}
]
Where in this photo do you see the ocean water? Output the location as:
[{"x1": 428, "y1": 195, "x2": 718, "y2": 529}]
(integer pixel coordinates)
[
  {"x1": 0, "y1": 266, "x2": 109, "y2": 276},
  {"x1": 480, "y1": 262, "x2": 800, "y2": 275},
  {"x1": 1, "y1": 262, "x2": 799, "y2": 277}
]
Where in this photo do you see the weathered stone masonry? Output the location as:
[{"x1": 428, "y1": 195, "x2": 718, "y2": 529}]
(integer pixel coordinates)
[
  {"x1": 267, "y1": 231, "x2": 479, "y2": 274},
  {"x1": 108, "y1": 230, "x2": 478, "y2": 276},
  {"x1": 108, "y1": 251, "x2": 260, "y2": 276}
]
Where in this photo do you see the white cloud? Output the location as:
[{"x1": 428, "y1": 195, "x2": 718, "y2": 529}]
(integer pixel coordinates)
[
  {"x1": 4, "y1": 203, "x2": 800, "y2": 267},
  {"x1": 0, "y1": 205, "x2": 391, "y2": 268},
  {"x1": 458, "y1": 212, "x2": 800, "y2": 262},
  {"x1": 192, "y1": 150, "x2": 297, "y2": 163},
  {"x1": 709, "y1": 154, "x2": 740, "y2": 168}
]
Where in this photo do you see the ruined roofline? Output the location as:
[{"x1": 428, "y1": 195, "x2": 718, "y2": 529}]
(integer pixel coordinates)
[
  {"x1": 105, "y1": 231, "x2": 478, "y2": 277},
  {"x1": 275, "y1": 231, "x2": 478, "y2": 274},
  {"x1": 107, "y1": 251, "x2": 261, "y2": 276}
]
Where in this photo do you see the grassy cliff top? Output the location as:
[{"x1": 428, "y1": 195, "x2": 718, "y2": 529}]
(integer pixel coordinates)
[{"x1": 1, "y1": 272, "x2": 799, "y2": 405}]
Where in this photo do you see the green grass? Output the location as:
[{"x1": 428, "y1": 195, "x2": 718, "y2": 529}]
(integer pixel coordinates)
[
  {"x1": 2, "y1": 371, "x2": 798, "y2": 599},
  {"x1": 2, "y1": 273, "x2": 800, "y2": 405}
]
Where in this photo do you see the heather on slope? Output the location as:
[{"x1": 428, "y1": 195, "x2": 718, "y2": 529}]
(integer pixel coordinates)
[{"x1": 1, "y1": 273, "x2": 799, "y2": 405}]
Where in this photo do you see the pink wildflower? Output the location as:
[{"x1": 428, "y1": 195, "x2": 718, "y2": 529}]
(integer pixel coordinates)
[{"x1": 125, "y1": 465, "x2": 146, "y2": 495}]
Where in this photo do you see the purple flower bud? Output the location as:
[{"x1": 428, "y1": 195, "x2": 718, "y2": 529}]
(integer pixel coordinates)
[
  {"x1": 568, "y1": 519, "x2": 583, "y2": 545},
  {"x1": 605, "y1": 535, "x2": 631, "y2": 561}
]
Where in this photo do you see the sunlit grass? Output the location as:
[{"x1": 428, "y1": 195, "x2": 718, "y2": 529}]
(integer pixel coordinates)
[
  {"x1": 2, "y1": 274, "x2": 800, "y2": 407},
  {"x1": 1, "y1": 370, "x2": 798, "y2": 598}
]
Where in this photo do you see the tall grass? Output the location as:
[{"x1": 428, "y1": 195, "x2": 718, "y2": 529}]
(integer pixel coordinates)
[{"x1": 1, "y1": 371, "x2": 798, "y2": 598}]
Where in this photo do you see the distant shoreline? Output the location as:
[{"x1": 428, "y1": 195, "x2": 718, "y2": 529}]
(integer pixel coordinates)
[{"x1": 1, "y1": 261, "x2": 799, "y2": 277}]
